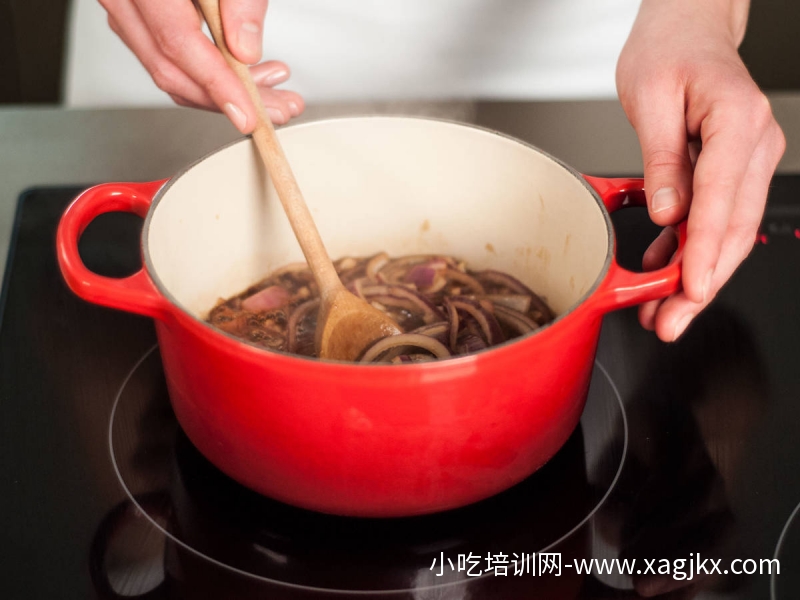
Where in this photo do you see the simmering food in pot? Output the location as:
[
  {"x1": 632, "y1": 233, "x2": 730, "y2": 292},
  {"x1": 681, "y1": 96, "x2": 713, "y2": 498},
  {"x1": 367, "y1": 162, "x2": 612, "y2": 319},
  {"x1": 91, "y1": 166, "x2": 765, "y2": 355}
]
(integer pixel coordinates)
[{"x1": 207, "y1": 253, "x2": 555, "y2": 362}]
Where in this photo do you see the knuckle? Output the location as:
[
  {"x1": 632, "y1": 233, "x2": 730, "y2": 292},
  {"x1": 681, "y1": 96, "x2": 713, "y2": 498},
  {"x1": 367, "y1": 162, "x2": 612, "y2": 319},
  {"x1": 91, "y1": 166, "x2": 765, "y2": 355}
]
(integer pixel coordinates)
[
  {"x1": 693, "y1": 178, "x2": 737, "y2": 203},
  {"x1": 156, "y1": 31, "x2": 189, "y2": 61},
  {"x1": 706, "y1": 88, "x2": 773, "y2": 135},
  {"x1": 773, "y1": 124, "x2": 788, "y2": 157},
  {"x1": 686, "y1": 224, "x2": 709, "y2": 244},
  {"x1": 729, "y1": 224, "x2": 759, "y2": 260},
  {"x1": 686, "y1": 215, "x2": 725, "y2": 241},
  {"x1": 749, "y1": 91, "x2": 774, "y2": 130},
  {"x1": 106, "y1": 14, "x2": 119, "y2": 34},
  {"x1": 169, "y1": 94, "x2": 190, "y2": 108},
  {"x1": 196, "y1": 70, "x2": 229, "y2": 99},
  {"x1": 753, "y1": 90, "x2": 773, "y2": 116},
  {"x1": 150, "y1": 64, "x2": 176, "y2": 93},
  {"x1": 644, "y1": 148, "x2": 691, "y2": 173}
]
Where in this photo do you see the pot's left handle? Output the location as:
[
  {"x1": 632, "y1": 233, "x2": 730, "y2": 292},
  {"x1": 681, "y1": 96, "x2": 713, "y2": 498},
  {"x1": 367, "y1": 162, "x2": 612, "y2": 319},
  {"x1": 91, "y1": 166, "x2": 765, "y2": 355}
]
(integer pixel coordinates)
[
  {"x1": 583, "y1": 175, "x2": 687, "y2": 313},
  {"x1": 57, "y1": 181, "x2": 171, "y2": 320}
]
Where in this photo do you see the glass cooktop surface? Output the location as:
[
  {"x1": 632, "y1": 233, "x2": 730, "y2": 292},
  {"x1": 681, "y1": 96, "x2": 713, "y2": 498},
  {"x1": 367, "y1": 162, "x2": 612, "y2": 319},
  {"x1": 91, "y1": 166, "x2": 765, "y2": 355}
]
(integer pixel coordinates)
[{"x1": 1, "y1": 180, "x2": 799, "y2": 599}]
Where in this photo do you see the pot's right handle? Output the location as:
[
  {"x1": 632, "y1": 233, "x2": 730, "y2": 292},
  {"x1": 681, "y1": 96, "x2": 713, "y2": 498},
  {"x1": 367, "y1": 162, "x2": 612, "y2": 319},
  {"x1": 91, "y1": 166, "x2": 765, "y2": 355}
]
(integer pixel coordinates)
[
  {"x1": 583, "y1": 176, "x2": 687, "y2": 314},
  {"x1": 57, "y1": 181, "x2": 170, "y2": 321}
]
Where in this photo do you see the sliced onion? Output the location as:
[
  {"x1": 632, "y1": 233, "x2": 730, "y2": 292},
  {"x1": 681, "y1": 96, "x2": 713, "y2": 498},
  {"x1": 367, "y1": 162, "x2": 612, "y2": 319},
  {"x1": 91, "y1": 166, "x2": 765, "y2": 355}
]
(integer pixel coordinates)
[
  {"x1": 360, "y1": 284, "x2": 444, "y2": 323},
  {"x1": 241, "y1": 285, "x2": 291, "y2": 312},
  {"x1": 418, "y1": 277, "x2": 446, "y2": 295},
  {"x1": 391, "y1": 355, "x2": 415, "y2": 364},
  {"x1": 484, "y1": 294, "x2": 531, "y2": 313},
  {"x1": 336, "y1": 258, "x2": 369, "y2": 286},
  {"x1": 366, "y1": 252, "x2": 390, "y2": 279},
  {"x1": 409, "y1": 321, "x2": 450, "y2": 346},
  {"x1": 472, "y1": 270, "x2": 553, "y2": 321},
  {"x1": 370, "y1": 300, "x2": 388, "y2": 312},
  {"x1": 445, "y1": 300, "x2": 459, "y2": 350},
  {"x1": 410, "y1": 321, "x2": 449, "y2": 336},
  {"x1": 360, "y1": 333, "x2": 452, "y2": 363},
  {"x1": 404, "y1": 265, "x2": 434, "y2": 288},
  {"x1": 472, "y1": 269, "x2": 530, "y2": 293},
  {"x1": 286, "y1": 298, "x2": 320, "y2": 353},
  {"x1": 444, "y1": 296, "x2": 505, "y2": 346},
  {"x1": 376, "y1": 255, "x2": 453, "y2": 285},
  {"x1": 346, "y1": 277, "x2": 370, "y2": 299},
  {"x1": 269, "y1": 262, "x2": 310, "y2": 277},
  {"x1": 444, "y1": 269, "x2": 485, "y2": 294},
  {"x1": 454, "y1": 332, "x2": 488, "y2": 355},
  {"x1": 404, "y1": 261, "x2": 449, "y2": 294},
  {"x1": 213, "y1": 253, "x2": 556, "y2": 362},
  {"x1": 391, "y1": 354, "x2": 437, "y2": 364},
  {"x1": 493, "y1": 304, "x2": 539, "y2": 336},
  {"x1": 335, "y1": 256, "x2": 357, "y2": 271}
]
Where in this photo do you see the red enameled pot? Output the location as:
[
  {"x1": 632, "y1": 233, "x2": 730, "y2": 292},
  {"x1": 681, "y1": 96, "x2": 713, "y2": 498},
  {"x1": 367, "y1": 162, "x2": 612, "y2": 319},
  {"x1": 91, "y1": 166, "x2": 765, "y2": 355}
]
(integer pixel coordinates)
[{"x1": 57, "y1": 117, "x2": 684, "y2": 517}]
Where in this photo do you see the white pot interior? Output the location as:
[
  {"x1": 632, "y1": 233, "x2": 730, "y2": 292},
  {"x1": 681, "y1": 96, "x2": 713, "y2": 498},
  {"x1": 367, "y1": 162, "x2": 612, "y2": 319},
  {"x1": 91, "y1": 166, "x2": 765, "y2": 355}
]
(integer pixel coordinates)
[{"x1": 145, "y1": 117, "x2": 611, "y2": 321}]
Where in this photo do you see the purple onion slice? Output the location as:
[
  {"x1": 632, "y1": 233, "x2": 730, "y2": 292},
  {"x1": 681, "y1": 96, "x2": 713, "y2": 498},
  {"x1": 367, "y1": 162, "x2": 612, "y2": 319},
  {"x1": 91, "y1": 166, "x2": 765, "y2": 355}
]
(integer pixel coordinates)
[
  {"x1": 444, "y1": 269, "x2": 485, "y2": 294},
  {"x1": 493, "y1": 303, "x2": 539, "y2": 336},
  {"x1": 241, "y1": 285, "x2": 291, "y2": 312},
  {"x1": 360, "y1": 284, "x2": 445, "y2": 323},
  {"x1": 360, "y1": 333, "x2": 452, "y2": 363},
  {"x1": 286, "y1": 298, "x2": 320, "y2": 353},
  {"x1": 376, "y1": 255, "x2": 455, "y2": 285},
  {"x1": 365, "y1": 252, "x2": 390, "y2": 279},
  {"x1": 443, "y1": 296, "x2": 505, "y2": 347},
  {"x1": 472, "y1": 269, "x2": 554, "y2": 321},
  {"x1": 454, "y1": 332, "x2": 489, "y2": 355},
  {"x1": 404, "y1": 263, "x2": 448, "y2": 293},
  {"x1": 483, "y1": 294, "x2": 531, "y2": 313},
  {"x1": 409, "y1": 321, "x2": 450, "y2": 346}
]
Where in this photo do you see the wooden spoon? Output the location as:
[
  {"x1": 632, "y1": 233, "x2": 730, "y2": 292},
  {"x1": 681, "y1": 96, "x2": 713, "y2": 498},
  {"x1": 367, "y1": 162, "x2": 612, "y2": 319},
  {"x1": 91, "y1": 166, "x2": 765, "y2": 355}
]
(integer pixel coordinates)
[{"x1": 197, "y1": 0, "x2": 401, "y2": 361}]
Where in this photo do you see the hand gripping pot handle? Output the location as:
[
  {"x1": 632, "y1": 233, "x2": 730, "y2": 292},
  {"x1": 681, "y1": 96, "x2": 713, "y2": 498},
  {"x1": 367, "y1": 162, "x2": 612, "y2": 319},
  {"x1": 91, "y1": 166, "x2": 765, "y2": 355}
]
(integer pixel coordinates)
[
  {"x1": 583, "y1": 176, "x2": 687, "y2": 313},
  {"x1": 56, "y1": 181, "x2": 170, "y2": 320}
]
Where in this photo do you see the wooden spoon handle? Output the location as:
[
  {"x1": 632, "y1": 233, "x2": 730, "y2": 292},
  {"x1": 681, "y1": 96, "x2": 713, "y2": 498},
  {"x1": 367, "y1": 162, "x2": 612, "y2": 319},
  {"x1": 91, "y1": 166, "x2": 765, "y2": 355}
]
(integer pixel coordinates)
[{"x1": 196, "y1": 0, "x2": 342, "y2": 293}]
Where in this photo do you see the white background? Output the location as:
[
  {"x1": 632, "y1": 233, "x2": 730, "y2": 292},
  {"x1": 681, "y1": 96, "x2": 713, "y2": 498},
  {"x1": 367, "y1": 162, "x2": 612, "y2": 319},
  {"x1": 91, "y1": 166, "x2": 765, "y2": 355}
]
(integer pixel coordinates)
[{"x1": 64, "y1": 0, "x2": 641, "y2": 107}]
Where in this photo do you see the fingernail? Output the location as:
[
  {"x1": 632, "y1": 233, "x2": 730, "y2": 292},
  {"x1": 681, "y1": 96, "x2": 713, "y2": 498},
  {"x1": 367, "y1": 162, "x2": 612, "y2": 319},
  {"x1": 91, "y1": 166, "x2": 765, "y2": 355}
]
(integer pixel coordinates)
[
  {"x1": 651, "y1": 187, "x2": 680, "y2": 213},
  {"x1": 223, "y1": 102, "x2": 248, "y2": 132},
  {"x1": 287, "y1": 100, "x2": 300, "y2": 115},
  {"x1": 259, "y1": 68, "x2": 290, "y2": 86},
  {"x1": 702, "y1": 268, "x2": 714, "y2": 303},
  {"x1": 238, "y1": 22, "x2": 262, "y2": 63},
  {"x1": 267, "y1": 107, "x2": 285, "y2": 124},
  {"x1": 673, "y1": 314, "x2": 693, "y2": 341}
]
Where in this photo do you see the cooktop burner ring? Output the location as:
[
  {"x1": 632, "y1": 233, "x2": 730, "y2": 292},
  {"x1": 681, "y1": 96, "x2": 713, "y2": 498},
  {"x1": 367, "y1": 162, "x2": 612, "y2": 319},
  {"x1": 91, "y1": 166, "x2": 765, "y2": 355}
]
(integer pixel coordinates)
[
  {"x1": 108, "y1": 344, "x2": 629, "y2": 595},
  {"x1": 771, "y1": 499, "x2": 800, "y2": 600}
]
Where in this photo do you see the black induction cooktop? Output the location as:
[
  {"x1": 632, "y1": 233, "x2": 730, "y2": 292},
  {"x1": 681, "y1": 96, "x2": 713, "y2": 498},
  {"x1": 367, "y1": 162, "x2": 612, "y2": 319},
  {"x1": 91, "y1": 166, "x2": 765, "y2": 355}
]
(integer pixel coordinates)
[{"x1": 1, "y1": 180, "x2": 799, "y2": 599}]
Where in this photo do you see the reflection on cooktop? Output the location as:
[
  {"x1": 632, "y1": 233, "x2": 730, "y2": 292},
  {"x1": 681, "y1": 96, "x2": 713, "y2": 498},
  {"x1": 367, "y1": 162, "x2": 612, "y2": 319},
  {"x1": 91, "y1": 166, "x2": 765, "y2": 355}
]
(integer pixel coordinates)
[
  {"x1": 773, "y1": 501, "x2": 800, "y2": 599},
  {"x1": 591, "y1": 305, "x2": 770, "y2": 597},
  {"x1": 97, "y1": 347, "x2": 627, "y2": 597}
]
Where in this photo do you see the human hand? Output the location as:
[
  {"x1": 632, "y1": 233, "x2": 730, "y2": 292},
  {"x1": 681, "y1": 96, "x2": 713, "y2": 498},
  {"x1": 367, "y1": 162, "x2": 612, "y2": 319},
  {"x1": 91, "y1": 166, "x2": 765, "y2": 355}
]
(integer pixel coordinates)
[
  {"x1": 616, "y1": 0, "x2": 785, "y2": 342},
  {"x1": 99, "y1": 0, "x2": 304, "y2": 131}
]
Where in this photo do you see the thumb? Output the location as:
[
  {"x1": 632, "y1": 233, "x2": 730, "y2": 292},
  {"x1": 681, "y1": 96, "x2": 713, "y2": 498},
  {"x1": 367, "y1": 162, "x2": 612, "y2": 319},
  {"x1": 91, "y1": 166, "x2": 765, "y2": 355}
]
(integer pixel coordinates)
[
  {"x1": 630, "y1": 89, "x2": 694, "y2": 226},
  {"x1": 220, "y1": 0, "x2": 269, "y2": 65}
]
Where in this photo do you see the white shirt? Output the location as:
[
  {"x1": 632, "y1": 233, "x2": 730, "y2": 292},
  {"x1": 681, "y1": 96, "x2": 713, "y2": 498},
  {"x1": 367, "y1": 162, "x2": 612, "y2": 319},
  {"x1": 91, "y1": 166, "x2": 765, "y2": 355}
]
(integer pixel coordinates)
[{"x1": 64, "y1": 0, "x2": 641, "y2": 107}]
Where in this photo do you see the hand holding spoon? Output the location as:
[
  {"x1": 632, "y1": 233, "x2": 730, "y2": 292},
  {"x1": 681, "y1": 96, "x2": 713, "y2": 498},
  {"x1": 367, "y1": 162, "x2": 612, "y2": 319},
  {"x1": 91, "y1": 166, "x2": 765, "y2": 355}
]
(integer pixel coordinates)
[{"x1": 197, "y1": 0, "x2": 400, "y2": 361}]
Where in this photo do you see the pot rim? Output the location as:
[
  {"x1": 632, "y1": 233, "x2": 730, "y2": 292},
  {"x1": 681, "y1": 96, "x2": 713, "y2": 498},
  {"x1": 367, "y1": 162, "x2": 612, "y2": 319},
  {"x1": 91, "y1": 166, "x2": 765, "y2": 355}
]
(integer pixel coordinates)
[{"x1": 141, "y1": 115, "x2": 615, "y2": 367}]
